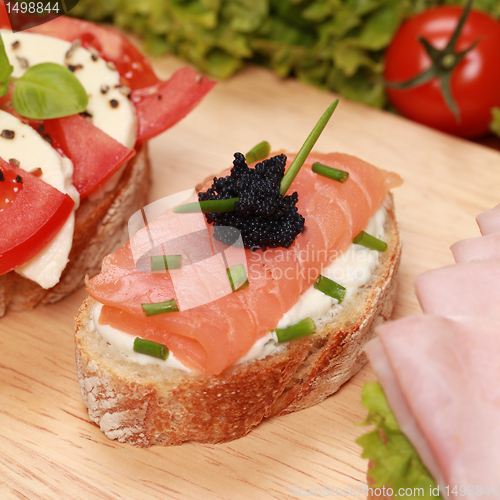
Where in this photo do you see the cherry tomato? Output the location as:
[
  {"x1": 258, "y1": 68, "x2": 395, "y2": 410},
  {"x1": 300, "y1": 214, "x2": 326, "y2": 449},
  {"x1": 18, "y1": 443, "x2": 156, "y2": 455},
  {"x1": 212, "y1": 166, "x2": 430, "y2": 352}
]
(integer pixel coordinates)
[{"x1": 384, "y1": 6, "x2": 500, "y2": 138}]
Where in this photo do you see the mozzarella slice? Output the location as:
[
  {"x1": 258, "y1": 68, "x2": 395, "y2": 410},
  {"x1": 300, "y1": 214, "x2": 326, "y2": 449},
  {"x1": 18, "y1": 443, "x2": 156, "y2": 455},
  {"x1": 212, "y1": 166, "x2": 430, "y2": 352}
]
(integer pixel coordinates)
[
  {"x1": 0, "y1": 110, "x2": 79, "y2": 288},
  {"x1": 1, "y1": 31, "x2": 137, "y2": 148}
]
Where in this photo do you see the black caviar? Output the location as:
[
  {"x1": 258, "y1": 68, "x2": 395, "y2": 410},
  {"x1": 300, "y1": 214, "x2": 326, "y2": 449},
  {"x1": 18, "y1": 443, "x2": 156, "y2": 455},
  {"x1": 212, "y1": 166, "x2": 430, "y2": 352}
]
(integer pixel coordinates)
[{"x1": 199, "y1": 153, "x2": 305, "y2": 250}]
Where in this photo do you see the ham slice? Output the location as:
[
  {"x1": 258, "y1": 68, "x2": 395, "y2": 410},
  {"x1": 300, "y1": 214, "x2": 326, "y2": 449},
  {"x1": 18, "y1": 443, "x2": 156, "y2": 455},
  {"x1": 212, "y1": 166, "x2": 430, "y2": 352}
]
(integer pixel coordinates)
[
  {"x1": 413, "y1": 260, "x2": 500, "y2": 319},
  {"x1": 451, "y1": 233, "x2": 500, "y2": 263},
  {"x1": 365, "y1": 337, "x2": 446, "y2": 492},
  {"x1": 369, "y1": 314, "x2": 500, "y2": 494},
  {"x1": 476, "y1": 204, "x2": 500, "y2": 235}
]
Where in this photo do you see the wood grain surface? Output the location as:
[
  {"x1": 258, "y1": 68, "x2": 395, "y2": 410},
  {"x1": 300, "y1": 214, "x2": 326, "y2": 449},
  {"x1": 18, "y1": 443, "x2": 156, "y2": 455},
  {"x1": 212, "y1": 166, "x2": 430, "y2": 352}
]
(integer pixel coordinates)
[{"x1": 1, "y1": 52, "x2": 500, "y2": 500}]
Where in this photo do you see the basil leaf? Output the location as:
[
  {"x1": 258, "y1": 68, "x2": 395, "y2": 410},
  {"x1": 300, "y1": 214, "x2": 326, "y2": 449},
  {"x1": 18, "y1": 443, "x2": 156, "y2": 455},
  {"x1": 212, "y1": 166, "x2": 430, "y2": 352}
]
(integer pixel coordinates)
[
  {"x1": 12, "y1": 62, "x2": 88, "y2": 119},
  {"x1": 0, "y1": 34, "x2": 14, "y2": 98}
]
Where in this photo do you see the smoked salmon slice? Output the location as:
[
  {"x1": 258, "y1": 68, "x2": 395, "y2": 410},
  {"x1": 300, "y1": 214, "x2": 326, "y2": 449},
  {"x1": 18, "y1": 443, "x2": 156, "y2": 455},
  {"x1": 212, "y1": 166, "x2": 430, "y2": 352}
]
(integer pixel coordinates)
[{"x1": 87, "y1": 152, "x2": 402, "y2": 375}]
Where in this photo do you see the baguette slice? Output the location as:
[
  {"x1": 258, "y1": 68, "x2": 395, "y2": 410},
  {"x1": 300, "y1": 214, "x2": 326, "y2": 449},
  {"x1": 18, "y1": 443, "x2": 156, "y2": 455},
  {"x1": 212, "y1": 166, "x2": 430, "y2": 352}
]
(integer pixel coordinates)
[
  {"x1": 0, "y1": 145, "x2": 150, "y2": 317},
  {"x1": 75, "y1": 193, "x2": 400, "y2": 447}
]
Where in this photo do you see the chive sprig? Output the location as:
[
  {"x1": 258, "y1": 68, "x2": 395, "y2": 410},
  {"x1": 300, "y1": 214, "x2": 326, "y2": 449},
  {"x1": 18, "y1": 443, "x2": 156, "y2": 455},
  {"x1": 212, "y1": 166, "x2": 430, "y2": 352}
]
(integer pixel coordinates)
[
  {"x1": 274, "y1": 317, "x2": 316, "y2": 343},
  {"x1": 133, "y1": 337, "x2": 169, "y2": 360},
  {"x1": 280, "y1": 99, "x2": 339, "y2": 195},
  {"x1": 141, "y1": 299, "x2": 179, "y2": 316},
  {"x1": 312, "y1": 162, "x2": 349, "y2": 183},
  {"x1": 151, "y1": 254, "x2": 182, "y2": 271},
  {"x1": 245, "y1": 141, "x2": 271, "y2": 164},
  {"x1": 227, "y1": 263, "x2": 249, "y2": 292},
  {"x1": 314, "y1": 275, "x2": 346, "y2": 303},
  {"x1": 353, "y1": 231, "x2": 387, "y2": 252},
  {"x1": 173, "y1": 198, "x2": 238, "y2": 214}
]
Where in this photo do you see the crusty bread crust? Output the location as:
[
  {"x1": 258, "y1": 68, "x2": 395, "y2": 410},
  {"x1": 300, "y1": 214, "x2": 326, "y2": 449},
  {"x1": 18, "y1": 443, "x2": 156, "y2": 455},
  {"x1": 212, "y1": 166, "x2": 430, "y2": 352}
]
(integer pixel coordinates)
[
  {"x1": 75, "y1": 194, "x2": 400, "y2": 447},
  {"x1": 0, "y1": 145, "x2": 151, "y2": 317}
]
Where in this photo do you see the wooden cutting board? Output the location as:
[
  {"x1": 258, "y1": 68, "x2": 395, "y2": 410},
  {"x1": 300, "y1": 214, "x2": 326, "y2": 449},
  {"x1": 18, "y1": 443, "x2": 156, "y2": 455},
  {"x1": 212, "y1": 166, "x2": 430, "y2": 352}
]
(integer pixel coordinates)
[{"x1": 1, "y1": 53, "x2": 500, "y2": 500}]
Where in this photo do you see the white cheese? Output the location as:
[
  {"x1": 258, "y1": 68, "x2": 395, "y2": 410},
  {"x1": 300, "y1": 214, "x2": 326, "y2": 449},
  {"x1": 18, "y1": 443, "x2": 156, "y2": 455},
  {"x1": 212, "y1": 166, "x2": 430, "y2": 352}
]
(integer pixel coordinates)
[
  {"x1": 0, "y1": 110, "x2": 79, "y2": 288},
  {"x1": 0, "y1": 31, "x2": 137, "y2": 287},
  {"x1": 1, "y1": 31, "x2": 137, "y2": 148},
  {"x1": 92, "y1": 207, "x2": 387, "y2": 371}
]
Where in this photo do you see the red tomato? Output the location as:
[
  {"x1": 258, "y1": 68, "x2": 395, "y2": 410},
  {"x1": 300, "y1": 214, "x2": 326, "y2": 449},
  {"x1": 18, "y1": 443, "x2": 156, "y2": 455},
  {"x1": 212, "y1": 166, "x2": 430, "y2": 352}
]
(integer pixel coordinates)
[
  {"x1": 0, "y1": 158, "x2": 75, "y2": 276},
  {"x1": 26, "y1": 17, "x2": 216, "y2": 145},
  {"x1": 26, "y1": 16, "x2": 159, "y2": 91},
  {"x1": 0, "y1": 12, "x2": 157, "y2": 90},
  {"x1": 384, "y1": 6, "x2": 500, "y2": 138},
  {"x1": 0, "y1": 1, "x2": 10, "y2": 30},
  {"x1": 44, "y1": 115, "x2": 136, "y2": 199},
  {"x1": 132, "y1": 67, "x2": 217, "y2": 144},
  {"x1": 0, "y1": 162, "x2": 23, "y2": 211}
]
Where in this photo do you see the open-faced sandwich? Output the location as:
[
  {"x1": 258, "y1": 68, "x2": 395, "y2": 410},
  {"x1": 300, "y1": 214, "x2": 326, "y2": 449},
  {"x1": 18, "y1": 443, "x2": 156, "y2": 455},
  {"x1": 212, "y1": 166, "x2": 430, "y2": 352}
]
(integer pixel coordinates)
[
  {"x1": 75, "y1": 102, "x2": 403, "y2": 447},
  {"x1": 0, "y1": 15, "x2": 214, "y2": 316},
  {"x1": 358, "y1": 203, "x2": 500, "y2": 498}
]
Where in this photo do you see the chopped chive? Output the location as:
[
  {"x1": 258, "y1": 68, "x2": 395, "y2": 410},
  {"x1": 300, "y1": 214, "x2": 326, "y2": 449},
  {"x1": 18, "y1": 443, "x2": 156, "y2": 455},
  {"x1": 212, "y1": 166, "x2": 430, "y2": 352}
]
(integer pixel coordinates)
[
  {"x1": 353, "y1": 231, "x2": 387, "y2": 252},
  {"x1": 133, "y1": 337, "x2": 169, "y2": 360},
  {"x1": 312, "y1": 162, "x2": 349, "y2": 183},
  {"x1": 274, "y1": 317, "x2": 316, "y2": 343},
  {"x1": 314, "y1": 275, "x2": 346, "y2": 303},
  {"x1": 141, "y1": 299, "x2": 179, "y2": 316},
  {"x1": 173, "y1": 197, "x2": 238, "y2": 214},
  {"x1": 245, "y1": 141, "x2": 271, "y2": 164},
  {"x1": 227, "y1": 263, "x2": 249, "y2": 292},
  {"x1": 280, "y1": 99, "x2": 339, "y2": 196},
  {"x1": 151, "y1": 255, "x2": 182, "y2": 271}
]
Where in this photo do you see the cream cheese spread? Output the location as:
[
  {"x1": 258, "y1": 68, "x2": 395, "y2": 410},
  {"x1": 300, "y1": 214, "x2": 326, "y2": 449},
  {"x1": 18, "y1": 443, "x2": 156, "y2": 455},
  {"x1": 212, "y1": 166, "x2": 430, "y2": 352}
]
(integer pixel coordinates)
[{"x1": 93, "y1": 206, "x2": 387, "y2": 371}]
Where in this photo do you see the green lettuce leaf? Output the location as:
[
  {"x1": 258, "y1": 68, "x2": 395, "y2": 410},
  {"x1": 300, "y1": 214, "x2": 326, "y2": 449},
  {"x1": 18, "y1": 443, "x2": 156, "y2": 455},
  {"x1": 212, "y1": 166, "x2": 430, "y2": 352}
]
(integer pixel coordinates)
[
  {"x1": 356, "y1": 382, "x2": 442, "y2": 499},
  {"x1": 70, "y1": 0, "x2": 500, "y2": 109}
]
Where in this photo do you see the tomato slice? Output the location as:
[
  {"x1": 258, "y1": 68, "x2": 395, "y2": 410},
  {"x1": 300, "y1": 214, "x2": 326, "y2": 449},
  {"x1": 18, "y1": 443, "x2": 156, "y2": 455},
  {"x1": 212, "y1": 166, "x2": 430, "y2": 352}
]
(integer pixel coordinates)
[
  {"x1": 4, "y1": 15, "x2": 216, "y2": 146},
  {"x1": 132, "y1": 67, "x2": 216, "y2": 144},
  {"x1": 0, "y1": 157, "x2": 75, "y2": 276},
  {"x1": 26, "y1": 16, "x2": 159, "y2": 91},
  {"x1": 2, "y1": 86, "x2": 135, "y2": 200},
  {"x1": 0, "y1": 1, "x2": 11, "y2": 30},
  {"x1": 43, "y1": 114, "x2": 136, "y2": 200}
]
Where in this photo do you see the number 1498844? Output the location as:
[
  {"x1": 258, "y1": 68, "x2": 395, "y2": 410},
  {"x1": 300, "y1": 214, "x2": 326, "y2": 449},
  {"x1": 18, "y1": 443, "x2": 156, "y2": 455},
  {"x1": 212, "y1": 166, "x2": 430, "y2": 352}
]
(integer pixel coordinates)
[{"x1": 5, "y1": 2, "x2": 60, "y2": 14}]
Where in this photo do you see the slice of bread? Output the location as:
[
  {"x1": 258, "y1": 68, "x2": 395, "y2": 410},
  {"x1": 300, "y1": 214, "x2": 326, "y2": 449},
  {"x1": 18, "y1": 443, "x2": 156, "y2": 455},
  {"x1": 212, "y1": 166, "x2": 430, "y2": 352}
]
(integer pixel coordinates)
[
  {"x1": 0, "y1": 145, "x2": 150, "y2": 317},
  {"x1": 75, "y1": 194, "x2": 400, "y2": 447}
]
